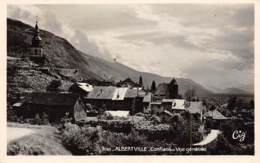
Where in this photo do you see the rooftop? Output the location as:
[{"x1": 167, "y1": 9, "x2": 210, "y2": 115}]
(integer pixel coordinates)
[
  {"x1": 77, "y1": 82, "x2": 94, "y2": 92},
  {"x1": 205, "y1": 110, "x2": 228, "y2": 120},
  {"x1": 86, "y1": 86, "x2": 116, "y2": 100},
  {"x1": 186, "y1": 101, "x2": 204, "y2": 114},
  {"x1": 172, "y1": 99, "x2": 186, "y2": 110},
  {"x1": 112, "y1": 88, "x2": 128, "y2": 100}
]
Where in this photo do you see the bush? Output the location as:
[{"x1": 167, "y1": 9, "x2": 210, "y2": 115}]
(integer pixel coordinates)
[
  {"x1": 149, "y1": 115, "x2": 161, "y2": 124},
  {"x1": 46, "y1": 80, "x2": 62, "y2": 92},
  {"x1": 30, "y1": 113, "x2": 50, "y2": 125},
  {"x1": 61, "y1": 114, "x2": 206, "y2": 155},
  {"x1": 61, "y1": 123, "x2": 102, "y2": 155},
  {"x1": 61, "y1": 113, "x2": 73, "y2": 124},
  {"x1": 121, "y1": 129, "x2": 146, "y2": 146},
  {"x1": 135, "y1": 112, "x2": 146, "y2": 118},
  {"x1": 8, "y1": 143, "x2": 44, "y2": 155},
  {"x1": 41, "y1": 112, "x2": 50, "y2": 125},
  {"x1": 7, "y1": 108, "x2": 18, "y2": 122},
  {"x1": 100, "y1": 112, "x2": 113, "y2": 120},
  {"x1": 61, "y1": 123, "x2": 147, "y2": 155},
  {"x1": 32, "y1": 114, "x2": 42, "y2": 125}
]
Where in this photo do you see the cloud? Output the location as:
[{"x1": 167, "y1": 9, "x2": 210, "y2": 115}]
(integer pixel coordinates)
[
  {"x1": 7, "y1": 4, "x2": 254, "y2": 91},
  {"x1": 72, "y1": 30, "x2": 113, "y2": 60},
  {"x1": 8, "y1": 5, "x2": 115, "y2": 61}
]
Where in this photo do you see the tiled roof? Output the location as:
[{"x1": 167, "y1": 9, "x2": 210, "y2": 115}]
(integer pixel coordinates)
[
  {"x1": 143, "y1": 93, "x2": 152, "y2": 102},
  {"x1": 172, "y1": 99, "x2": 186, "y2": 110},
  {"x1": 86, "y1": 86, "x2": 144, "y2": 100},
  {"x1": 112, "y1": 88, "x2": 128, "y2": 100},
  {"x1": 125, "y1": 88, "x2": 139, "y2": 98},
  {"x1": 205, "y1": 110, "x2": 228, "y2": 120},
  {"x1": 186, "y1": 101, "x2": 204, "y2": 114},
  {"x1": 86, "y1": 86, "x2": 116, "y2": 100},
  {"x1": 117, "y1": 78, "x2": 141, "y2": 87},
  {"x1": 77, "y1": 82, "x2": 94, "y2": 92}
]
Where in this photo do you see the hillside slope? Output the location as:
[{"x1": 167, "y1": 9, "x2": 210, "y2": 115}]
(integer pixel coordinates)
[
  {"x1": 7, "y1": 18, "x2": 212, "y2": 96},
  {"x1": 220, "y1": 88, "x2": 250, "y2": 95}
]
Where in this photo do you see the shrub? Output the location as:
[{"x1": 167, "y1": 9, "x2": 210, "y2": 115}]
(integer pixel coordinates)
[
  {"x1": 7, "y1": 108, "x2": 18, "y2": 122},
  {"x1": 101, "y1": 119, "x2": 132, "y2": 133},
  {"x1": 135, "y1": 112, "x2": 146, "y2": 118},
  {"x1": 61, "y1": 113, "x2": 73, "y2": 124},
  {"x1": 149, "y1": 115, "x2": 161, "y2": 124},
  {"x1": 41, "y1": 112, "x2": 50, "y2": 125},
  {"x1": 7, "y1": 143, "x2": 20, "y2": 155},
  {"x1": 61, "y1": 123, "x2": 148, "y2": 155},
  {"x1": 61, "y1": 123, "x2": 102, "y2": 155},
  {"x1": 85, "y1": 103, "x2": 93, "y2": 111},
  {"x1": 122, "y1": 129, "x2": 146, "y2": 146},
  {"x1": 32, "y1": 114, "x2": 42, "y2": 125},
  {"x1": 46, "y1": 80, "x2": 62, "y2": 92}
]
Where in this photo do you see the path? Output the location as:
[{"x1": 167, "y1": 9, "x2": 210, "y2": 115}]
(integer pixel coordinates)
[
  {"x1": 7, "y1": 127, "x2": 36, "y2": 143},
  {"x1": 193, "y1": 129, "x2": 221, "y2": 146}
]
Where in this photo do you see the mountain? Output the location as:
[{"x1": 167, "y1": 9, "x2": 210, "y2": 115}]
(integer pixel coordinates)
[
  {"x1": 7, "y1": 18, "x2": 213, "y2": 97},
  {"x1": 237, "y1": 84, "x2": 254, "y2": 94},
  {"x1": 220, "y1": 87, "x2": 251, "y2": 95}
]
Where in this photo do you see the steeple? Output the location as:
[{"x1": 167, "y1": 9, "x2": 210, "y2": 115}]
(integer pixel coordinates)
[
  {"x1": 29, "y1": 18, "x2": 44, "y2": 64},
  {"x1": 31, "y1": 20, "x2": 42, "y2": 47}
]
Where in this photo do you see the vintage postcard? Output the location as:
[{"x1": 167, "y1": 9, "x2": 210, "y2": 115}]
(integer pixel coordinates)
[{"x1": 1, "y1": 0, "x2": 258, "y2": 161}]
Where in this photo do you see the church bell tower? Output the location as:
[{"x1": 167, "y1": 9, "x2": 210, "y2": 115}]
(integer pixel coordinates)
[
  {"x1": 31, "y1": 20, "x2": 43, "y2": 57},
  {"x1": 29, "y1": 20, "x2": 45, "y2": 65}
]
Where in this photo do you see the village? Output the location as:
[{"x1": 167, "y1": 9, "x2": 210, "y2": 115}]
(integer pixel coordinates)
[{"x1": 7, "y1": 20, "x2": 254, "y2": 155}]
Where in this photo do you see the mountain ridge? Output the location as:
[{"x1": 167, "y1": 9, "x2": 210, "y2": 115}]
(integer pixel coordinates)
[
  {"x1": 7, "y1": 18, "x2": 213, "y2": 97},
  {"x1": 218, "y1": 87, "x2": 251, "y2": 95}
]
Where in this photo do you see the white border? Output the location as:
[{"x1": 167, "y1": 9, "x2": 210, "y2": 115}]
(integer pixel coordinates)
[{"x1": 0, "y1": 0, "x2": 259, "y2": 162}]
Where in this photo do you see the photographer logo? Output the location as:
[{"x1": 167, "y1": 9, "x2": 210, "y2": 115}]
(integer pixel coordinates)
[{"x1": 232, "y1": 130, "x2": 246, "y2": 142}]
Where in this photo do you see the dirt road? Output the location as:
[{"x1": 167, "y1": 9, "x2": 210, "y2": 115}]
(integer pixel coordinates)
[
  {"x1": 7, "y1": 127, "x2": 36, "y2": 143},
  {"x1": 193, "y1": 129, "x2": 221, "y2": 146}
]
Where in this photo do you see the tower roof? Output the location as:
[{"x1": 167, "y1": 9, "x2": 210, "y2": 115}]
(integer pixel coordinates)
[
  {"x1": 32, "y1": 20, "x2": 42, "y2": 47},
  {"x1": 35, "y1": 21, "x2": 39, "y2": 31}
]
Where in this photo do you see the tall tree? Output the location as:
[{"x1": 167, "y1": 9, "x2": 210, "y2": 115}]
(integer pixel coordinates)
[
  {"x1": 227, "y1": 96, "x2": 237, "y2": 110},
  {"x1": 151, "y1": 80, "x2": 156, "y2": 93},
  {"x1": 249, "y1": 99, "x2": 254, "y2": 110},
  {"x1": 139, "y1": 76, "x2": 143, "y2": 86},
  {"x1": 168, "y1": 78, "x2": 179, "y2": 99}
]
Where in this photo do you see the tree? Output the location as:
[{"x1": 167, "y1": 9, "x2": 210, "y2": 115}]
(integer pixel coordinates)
[
  {"x1": 249, "y1": 99, "x2": 254, "y2": 109},
  {"x1": 168, "y1": 78, "x2": 179, "y2": 99},
  {"x1": 185, "y1": 88, "x2": 196, "y2": 101},
  {"x1": 227, "y1": 96, "x2": 237, "y2": 110},
  {"x1": 209, "y1": 104, "x2": 216, "y2": 111},
  {"x1": 98, "y1": 104, "x2": 107, "y2": 115},
  {"x1": 33, "y1": 113, "x2": 42, "y2": 125},
  {"x1": 46, "y1": 80, "x2": 62, "y2": 92},
  {"x1": 139, "y1": 76, "x2": 143, "y2": 87},
  {"x1": 151, "y1": 80, "x2": 156, "y2": 93}
]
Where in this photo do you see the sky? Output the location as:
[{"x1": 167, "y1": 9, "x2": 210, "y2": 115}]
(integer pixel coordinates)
[{"x1": 7, "y1": 4, "x2": 254, "y2": 92}]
